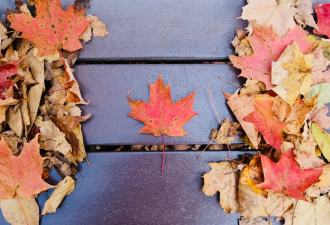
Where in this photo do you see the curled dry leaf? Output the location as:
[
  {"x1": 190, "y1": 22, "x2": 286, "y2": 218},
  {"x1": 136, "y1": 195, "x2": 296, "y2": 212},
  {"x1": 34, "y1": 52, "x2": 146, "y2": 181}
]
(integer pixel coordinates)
[
  {"x1": 40, "y1": 99, "x2": 82, "y2": 118},
  {"x1": 71, "y1": 123, "x2": 87, "y2": 162},
  {"x1": 202, "y1": 162, "x2": 239, "y2": 213},
  {"x1": 210, "y1": 118, "x2": 241, "y2": 145},
  {"x1": 0, "y1": 131, "x2": 21, "y2": 156},
  {"x1": 62, "y1": 58, "x2": 89, "y2": 105},
  {"x1": 0, "y1": 195, "x2": 39, "y2": 225},
  {"x1": 6, "y1": 105, "x2": 23, "y2": 137},
  {"x1": 37, "y1": 119, "x2": 72, "y2": 158},
  {"x1": 312, "y1": 123, "x2": 330, "y2": 162},
  {"x1": 50, "y1": 117, "x2": 81, "y2": 159},
  {"x1": 44, "y1": 151, "x2": 74, "y2": 178},
  {"x1": 42, "y1": 176, "x2": 75, "y2": 216},
  {"x1": 240, "y1": 154, "x2": 267, "y2": 197},
  {"x1": 57, "y1": 114, "x2": 90, "y2": 129},
  {"x1": 226, "y1": 90, "x2": 259, "y2": 148},
  {"x1": 231, "y1": 30, "x2": 253, "y2": 57},
  {"x1": 0, "y1": 22, "x2": 8, "y2": 53},
  {"x1": 239, "y1": 79, "x2": 266, "y2": 97},
  {"x1": 307, "y1": 35, "x2": 330, "y2": 61},
  {"x1": 79, "y1": 15, "x2": 109, "y2": 42}
]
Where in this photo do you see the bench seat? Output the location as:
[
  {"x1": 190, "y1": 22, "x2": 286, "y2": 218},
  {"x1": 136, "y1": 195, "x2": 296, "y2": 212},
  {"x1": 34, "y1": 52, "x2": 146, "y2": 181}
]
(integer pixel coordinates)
[
  {"x1": 75, "y1": 64, "x2": 243, "y2": 145},
  {"x1": 0, "y1": 151, "x2": 282, "y2": 225}
]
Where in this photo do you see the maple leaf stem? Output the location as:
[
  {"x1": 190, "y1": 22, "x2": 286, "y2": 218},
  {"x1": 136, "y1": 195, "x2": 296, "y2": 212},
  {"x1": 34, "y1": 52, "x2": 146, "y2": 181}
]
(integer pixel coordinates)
[
  {"x1": 16, "y1": 195, "x2": 29, "y2": 225},
  {"x1": 299, "y1": 98, "x2": 324, "y2": 133},
  {"x1": 197, "y1": 140, "x2": 212, "y2": 160},
  {"x1": 227, "y1": 144, "x2": 232, "y2": 160},
  {"x1": 282, "y1": 190, "x2": 284, "y2": 212},
  {"x1": 217, "y1": 76, "x2": 242, "y2": 88},
  {"x1": 162, "y1": 133, "x2": 165, "y2": 173},
  {"x1": 208, "y1": 88, "x2": 221, "y2": 124}
]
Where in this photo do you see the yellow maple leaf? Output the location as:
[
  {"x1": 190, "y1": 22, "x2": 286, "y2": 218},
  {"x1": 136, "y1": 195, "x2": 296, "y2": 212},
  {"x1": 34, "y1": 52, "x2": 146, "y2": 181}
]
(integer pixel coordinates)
[{"x1": 281, "y1": 42, "x2": 314, "y2": 106}]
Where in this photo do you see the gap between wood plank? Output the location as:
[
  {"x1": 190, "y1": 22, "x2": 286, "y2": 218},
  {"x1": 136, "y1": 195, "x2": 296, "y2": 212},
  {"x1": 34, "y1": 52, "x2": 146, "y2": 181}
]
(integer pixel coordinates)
[{"x1": 76, "y1": 58, "x2": 232, "y2": 64}]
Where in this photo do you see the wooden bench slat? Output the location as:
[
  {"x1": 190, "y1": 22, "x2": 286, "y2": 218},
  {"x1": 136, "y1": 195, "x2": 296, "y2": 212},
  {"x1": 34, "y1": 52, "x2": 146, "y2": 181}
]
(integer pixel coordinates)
[
  {"x1": 63, "y1": 0, "x2": 247, "y2": 61},
  {"x1": 75, "y1": 64, "x2": 243, "y2": 145},
  {"x1": 2, "y1": 0, "x2": 329, "y2": 61},
  {"x1": 0, "y1": 151, "x2": 283, "y2": 225},
  {"x1": 0, "y1": 0, "x2": 246, "y2": 60}
]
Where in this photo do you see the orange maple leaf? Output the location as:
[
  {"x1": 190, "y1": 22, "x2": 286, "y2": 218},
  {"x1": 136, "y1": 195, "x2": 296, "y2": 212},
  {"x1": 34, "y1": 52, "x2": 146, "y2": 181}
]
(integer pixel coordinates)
[
  {"x1": 127, "y1": 74, "x2": 198, "y2": 137},
  {"x1": 256, "y1": 150, "x2": 323, "y2": 201},
  {"x1": 0, "y1": 136, "x2": 53, "y2": 200},
  {"x1": 8, "y1": 0, "x2": 90, "y2": 57}
]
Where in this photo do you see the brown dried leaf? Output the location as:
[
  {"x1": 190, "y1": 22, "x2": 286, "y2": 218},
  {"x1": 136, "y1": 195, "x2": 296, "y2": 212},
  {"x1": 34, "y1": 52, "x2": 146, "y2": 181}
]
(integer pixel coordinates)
[
  {"x1": 37, "y1": 119, "x2": 72, "y2": 157},
  {"x1": 71, "y1": 123, "x2": 87, "y2": 162},
  {"x1": 0, "y1": 195, "x2": 39, "y2": 225},
  {"x1": 79, "y1": 14, "x2": 109, "y2": 42},
  {"x1": 210, "y1": 118, "x2": 241, "y2": 145},
  {"x1": 238, "y1": 183, "x2": 294, "y2": 218},
  {"x1": 202, "y1": 162, "x2": 239, "y2": 213},
  {"x1": 41, "y1": 176, "x2": 75, "y2": 216},
  {"x1": 6, "y1": 106, "x2": 23, "y2": 137}
]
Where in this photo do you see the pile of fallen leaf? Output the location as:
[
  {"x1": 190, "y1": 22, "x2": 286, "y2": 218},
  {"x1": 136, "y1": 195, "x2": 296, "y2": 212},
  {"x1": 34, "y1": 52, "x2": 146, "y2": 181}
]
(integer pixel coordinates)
[
  {"x1": 203, "y1": 1, "x2": 330, "y2": 225},
  {"x1": 0, "y1": 0, "x2": 107, "y2": 224}
]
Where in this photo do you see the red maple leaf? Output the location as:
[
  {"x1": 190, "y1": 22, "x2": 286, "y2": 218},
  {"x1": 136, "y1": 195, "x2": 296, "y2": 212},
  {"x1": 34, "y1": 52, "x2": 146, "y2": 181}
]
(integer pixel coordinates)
[
  {"x1": 255, "y1": 150, "x2": 323, "y2": 201},
  {"x1": 128, "y1": 75, "x2": 197, "y2": 172},
  {"x1": 244, "y1": 94, "x2": 287, "y2": 150},
  {"x1": 229, "y1": 25, "x2": 314, "y2": 90},
  {"x1": 0, "y1": 60, "x2": 20, "y2": 99},
  {"x1": 314, "y1": 3, "x2": 330, "y2": 38},
  {"x1": 128, "y1": 74, "x2": 198, "y2": 137},
  {"x1": 8, "y1": 0, "x2": 90, "y2": 57},
  {"x1": 0, "y1": 136, "x2": 53, "y2": 200}
]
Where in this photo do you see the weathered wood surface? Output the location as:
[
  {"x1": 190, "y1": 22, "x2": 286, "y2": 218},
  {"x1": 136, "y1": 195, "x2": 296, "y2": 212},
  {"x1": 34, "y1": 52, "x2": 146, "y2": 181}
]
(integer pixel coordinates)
[
  {"x1": 0, "y1": 151, "x2": 282, "y2": 225},
  {"x1": 75, "y1": 64, "x2": 244, "y2": 145},
  {"x1": 1, "y1": 0, "x2": 327, "y2": 61},
  {"x1": 2, "y1": 0, "x2": 248, "y2": 61}
]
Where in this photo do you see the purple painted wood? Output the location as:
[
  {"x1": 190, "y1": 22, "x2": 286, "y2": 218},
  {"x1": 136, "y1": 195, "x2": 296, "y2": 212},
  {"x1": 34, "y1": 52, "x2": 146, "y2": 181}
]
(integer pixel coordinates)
[
  {"x1": 74, "y1": 64, "x2": 245, "y2": 145},
  {"x1": 0, "y1": 151, "x2": 283, "y2": 225},
  {"x1": 2, "y1": 0, "x2": 248, "y2": 60},
  {"x1": 2, "y1": 0, "x2": 327, "y2": 60}
]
